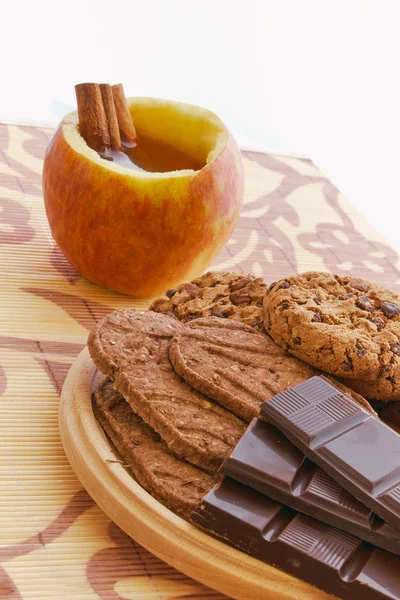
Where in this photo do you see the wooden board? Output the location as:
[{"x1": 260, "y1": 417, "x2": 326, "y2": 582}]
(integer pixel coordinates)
[
  {"x1": 2, "y1": 121, "x2": 400, "y2": 599},
  {"x1": 59, "y1": 347, "x2": 333, "y2": 600}
]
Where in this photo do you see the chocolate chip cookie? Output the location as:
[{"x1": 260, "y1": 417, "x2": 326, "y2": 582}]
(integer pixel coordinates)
[
  {"x1": 88, "y1": 309, "x2": 246, "y2": 473},
  {"x1": 169, "y1": 316, "x2": 375, "y2": 421},
  {"x1": 150, "y1": 271, "x2": 267, "y2": 331},
  {"x1": 263, "y1": 272, "x2": 400, "y2": 381},
  {"x1": 93, "y1": 378, "x2": 218, "y2": 517}
]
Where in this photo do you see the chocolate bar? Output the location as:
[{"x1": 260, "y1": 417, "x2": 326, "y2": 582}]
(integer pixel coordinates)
[
  {"x1": 260, "y1": 376, "x2": 400, "y2": 532},
  {"x1": 191, "y1": 477, "x2": 400, "y2": 600},
  {"x1": 220, "y1": 418, "x2": 400, "y2": 555}
]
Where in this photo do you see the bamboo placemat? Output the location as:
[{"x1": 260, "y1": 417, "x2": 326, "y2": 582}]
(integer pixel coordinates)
[{"x1": 1, "y1": 121, "x2": 400, "y2": 600}]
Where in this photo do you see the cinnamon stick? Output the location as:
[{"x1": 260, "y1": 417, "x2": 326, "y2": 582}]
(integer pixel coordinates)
[
  {"x1": 99, "y1": 84, "x2": 122, "y2": 152},
  {"x1": 75, "y1": 83, "x2": 111, "y2": 158},
  {"x1": 111, "y1": 83, "x2": 137, "y2": 147}
]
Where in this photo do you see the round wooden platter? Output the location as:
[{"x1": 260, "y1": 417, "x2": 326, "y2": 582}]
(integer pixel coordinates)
[{"x1": 59, "y1": 348, "x2": 332, "y2": 600}]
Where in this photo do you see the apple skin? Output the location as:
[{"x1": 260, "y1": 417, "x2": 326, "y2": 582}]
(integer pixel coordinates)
[{"x1": 43, "y1": 99, "x2": 244, "y2": 297}]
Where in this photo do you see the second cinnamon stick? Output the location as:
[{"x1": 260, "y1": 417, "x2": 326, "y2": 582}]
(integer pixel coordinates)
[
  {"x1": 112, "y1": 83, "x2": 137, "y2": 147},
  {"x1": 100, "y1": 84, "x2": 122, "y2": 152}
]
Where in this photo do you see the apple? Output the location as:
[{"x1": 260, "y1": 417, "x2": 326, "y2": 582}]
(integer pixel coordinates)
[{"x1": 42, "y1": 97, "x2": 244, "y2": 297}]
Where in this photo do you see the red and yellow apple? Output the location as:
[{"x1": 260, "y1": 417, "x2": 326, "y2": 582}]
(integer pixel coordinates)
[{"x1": 43, "y1": 97, "x2": 244, "y2": 297}]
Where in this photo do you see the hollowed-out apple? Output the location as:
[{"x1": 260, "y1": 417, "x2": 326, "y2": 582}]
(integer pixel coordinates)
[{"x1": 43, "y1": 97, "x2": 244, "y2": 297}]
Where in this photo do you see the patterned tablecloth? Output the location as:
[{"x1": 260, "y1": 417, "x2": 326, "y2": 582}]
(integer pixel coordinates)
[{"x1": 1, "y1": 122, "x2": 400, "y2": 600}]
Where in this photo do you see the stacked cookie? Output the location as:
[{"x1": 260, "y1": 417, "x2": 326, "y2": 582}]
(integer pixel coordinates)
[
  {"x1": 93, "y1": 378, "x2": 218, "y2": 517},
  {"x1": 88, "y1": 271, "x2": 376, "y2": 518},
  {"x1": 89, "y1": 308, "x2": 246, "y2": 518}
]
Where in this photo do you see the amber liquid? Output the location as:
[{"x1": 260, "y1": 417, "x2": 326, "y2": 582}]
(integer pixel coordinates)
[{"x1": 110, "y1": 135, "x2": 204, "y2": 173}]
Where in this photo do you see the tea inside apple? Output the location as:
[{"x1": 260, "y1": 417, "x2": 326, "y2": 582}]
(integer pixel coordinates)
[{"x1": 110, "y1": 135, "x2": 205, "y2": 173}]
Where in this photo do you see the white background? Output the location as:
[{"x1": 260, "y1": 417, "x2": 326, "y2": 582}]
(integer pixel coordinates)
[{"x1": 1, "y1": 0, "x2": 399, "y2": 251}]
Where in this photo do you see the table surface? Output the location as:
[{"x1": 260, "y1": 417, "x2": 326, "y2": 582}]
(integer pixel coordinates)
[{"x1": 1, "y1": 122, "x2": 400, "y2": 600}]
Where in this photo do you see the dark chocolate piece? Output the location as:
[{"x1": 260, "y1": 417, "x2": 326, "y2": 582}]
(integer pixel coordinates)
[
  {"x1": 221, "y1": 418, "x2": 400, "y2": 555},
  {"x1": 191, "y1": 478, "x2": 400, "y2": 600},
  {"x1": 260, "y1": 376, "x2": 400, "y2": 532}
]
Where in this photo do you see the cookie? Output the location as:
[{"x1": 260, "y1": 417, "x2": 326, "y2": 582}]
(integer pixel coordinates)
[
  {"x1": 93, "y1": 378, "x2": 218, "y2": 517},
  {"x1": 150, "y1": 270, "x2": 267, "y2": 331},
  {"x1": 169, "y1": 317, "x2": 376, "y2": 421},
  {"x1": 88, "y1": 309, "x2": 246, "y2": 473},
  {"x1": 263, "y1": 272, "x2": 400, "y2": 380},
  {"x1": 342, "y1": 375, "x2": 400, "y2": 402}
]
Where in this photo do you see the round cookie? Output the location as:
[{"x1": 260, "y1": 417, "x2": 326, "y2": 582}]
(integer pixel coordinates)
[
  {"x1": 150, "y1": 271, "x2": 267, "y2": 331},
  {"x1": 169, "y1": 316, "x2": 376, "y2": 421},
  {"x1": 263, "y1": 271, "x2": 400, "y2": 381}
]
